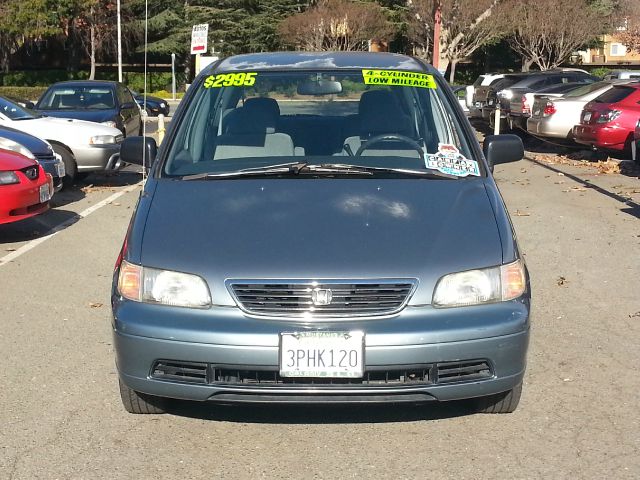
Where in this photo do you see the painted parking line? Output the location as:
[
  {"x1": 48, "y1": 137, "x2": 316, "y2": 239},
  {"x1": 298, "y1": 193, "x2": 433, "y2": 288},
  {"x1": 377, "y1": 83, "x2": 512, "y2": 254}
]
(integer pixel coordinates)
[{"x1": 0, "y1": 181, "x2": 142, "y2": 267}]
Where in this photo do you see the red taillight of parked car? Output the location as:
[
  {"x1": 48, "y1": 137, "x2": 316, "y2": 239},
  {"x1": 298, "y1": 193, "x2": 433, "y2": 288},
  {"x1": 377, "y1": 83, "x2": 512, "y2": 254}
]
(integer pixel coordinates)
[
  {"x1": 596, "y1": 109, "x2": 621, "y2": 124},
  {"x1": 542, "y1": 102, "x2": 556, "y2": 117}
]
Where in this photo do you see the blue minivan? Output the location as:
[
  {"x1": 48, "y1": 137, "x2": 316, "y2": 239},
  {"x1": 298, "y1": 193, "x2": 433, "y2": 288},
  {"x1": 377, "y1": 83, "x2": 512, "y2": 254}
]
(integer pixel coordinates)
[{"x1": 113, "y1": 52, "x2": 530, "y2": 414}]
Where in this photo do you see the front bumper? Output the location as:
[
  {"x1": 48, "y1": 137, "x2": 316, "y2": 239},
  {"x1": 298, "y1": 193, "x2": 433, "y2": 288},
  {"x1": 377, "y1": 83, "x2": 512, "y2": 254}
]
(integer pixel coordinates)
[
  {"x1": 527, "y1": 117, "x2": 572, "y2": 139},
  {"x1": 113, "y1": 299, "x2": 530, "y2": 404},
  {"x1": 71, "y1": 143, "x2": 122, "y2": 172},
  {"x1": 0, "y1": 171, "x2": 52, "y2": 225}
]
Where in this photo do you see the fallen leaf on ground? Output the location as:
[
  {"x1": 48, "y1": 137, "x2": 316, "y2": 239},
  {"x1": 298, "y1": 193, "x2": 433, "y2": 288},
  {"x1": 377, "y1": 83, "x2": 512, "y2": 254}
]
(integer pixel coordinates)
[
  {"x1": 5, "y1": 248, "x2": 16, "y2": 252},
  {"x1": 89, "y1": 302, "x2": 103, "y2": 308},
  {"x1": 630, "y1": 312, "x2": 640, "y2": 318},
  {"x1": 514, "y1": 210, "x2": 531, "y2": 216},
  {"x1": 556, "y1": 276, "x2": 567, "y2": 286}
]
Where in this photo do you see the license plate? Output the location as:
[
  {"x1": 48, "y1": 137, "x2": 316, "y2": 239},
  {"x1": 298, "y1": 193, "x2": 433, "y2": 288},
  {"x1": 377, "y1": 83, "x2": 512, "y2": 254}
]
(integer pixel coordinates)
[
  {"x1": 488, "y1": 100, "x2": 494, "y2": 106},
  {"x1": 533, "y1": 109, "x2": 540, "y2": 117},
  {"x1": 280, "y1": 331, "x2": 364, "y2": 378},
  {"x1": 583, "y1": 112, "x2": 592, "y2": 123},
  {"x1": 39, "y1": 183, "x2": 51, "y2": 203},
  {"x1": 56, "y1": 162, "x2": 66, "y2": 178}
]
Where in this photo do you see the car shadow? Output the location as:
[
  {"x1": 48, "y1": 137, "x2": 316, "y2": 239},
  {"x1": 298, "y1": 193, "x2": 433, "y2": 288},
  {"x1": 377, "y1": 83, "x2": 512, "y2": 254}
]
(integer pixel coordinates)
[
  {"x1": 163, "y1": 399, "x2": 478, "y2": 424},
  {"x1": 525, "y1": 156, "x2": 640, "y2": 220},
  {"x1": 0, "y1": 208, "x2": 79, "y2": 244}
]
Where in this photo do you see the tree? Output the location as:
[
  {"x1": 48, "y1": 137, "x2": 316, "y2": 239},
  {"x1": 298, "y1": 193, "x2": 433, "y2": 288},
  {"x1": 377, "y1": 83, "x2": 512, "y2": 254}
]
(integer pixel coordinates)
[
  {"x1": 407, "y1": 0, "x2": 505, "y2": 82},
  {"x1": 504, "y1": 0, "x2": 606, "y2": 71},
  {"x1": 614, "y1": 1, "x2": 640, "y2": 53},
  {"x1": 278, "y1": 0, "x2": 393, "y2": 51}
]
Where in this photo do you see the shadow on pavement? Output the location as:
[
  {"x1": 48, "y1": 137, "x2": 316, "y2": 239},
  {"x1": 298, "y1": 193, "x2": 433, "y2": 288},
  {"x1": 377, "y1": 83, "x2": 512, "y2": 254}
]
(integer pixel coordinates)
[
  {"x1": 0, "y1": 208, "x2": 78, "y2": 244},
  {"x1": 164, "y1": 399, "x2": 478, "y2": 424},
  {"x1": 525, "y1": 156, "x2": 640, "y2": 220}
]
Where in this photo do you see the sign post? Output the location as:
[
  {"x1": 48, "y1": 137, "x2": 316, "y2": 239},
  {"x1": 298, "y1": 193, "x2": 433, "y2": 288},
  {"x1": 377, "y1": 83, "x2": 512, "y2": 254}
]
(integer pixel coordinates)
[
  {"x1": 191, "y1": 24, "x2": 209, "y2": 76},
  {"x1": 171, "y1": 53, "x2": 176, "y2": 100}
]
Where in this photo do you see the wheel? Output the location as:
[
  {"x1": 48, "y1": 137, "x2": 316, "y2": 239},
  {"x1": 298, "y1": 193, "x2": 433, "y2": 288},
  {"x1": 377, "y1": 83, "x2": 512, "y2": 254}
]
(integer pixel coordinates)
[
  {"x1": 51, "y1": 144, "x2": 77, "y2": 187},
  {"x1": 118, "y1": 378, "x2": 166, "y2": 414},
  {"x1": 475, "y1": 382, "x2": 522, "y2": 414}
]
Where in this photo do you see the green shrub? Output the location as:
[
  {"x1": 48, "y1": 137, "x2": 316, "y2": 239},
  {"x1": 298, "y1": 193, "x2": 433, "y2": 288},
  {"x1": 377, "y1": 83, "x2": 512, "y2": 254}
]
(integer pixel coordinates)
[
  {"x1": 589, "y1": 67, "x2": 612, "y2": 79},
  {"x1": 148, "y1": 90, "x2": 184, "y2": 99},
  {"x1": 0, "y1": 86, "x2": 47, "y2": 101}
]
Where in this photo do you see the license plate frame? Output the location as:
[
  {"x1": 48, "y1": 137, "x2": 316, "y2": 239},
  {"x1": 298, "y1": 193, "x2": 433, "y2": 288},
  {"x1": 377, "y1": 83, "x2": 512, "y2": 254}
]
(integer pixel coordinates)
[
  {"x1": 39, "y1": 183, "x2": 51, "y2": 203},
  {"x1": 279, "y1": 331, "x2": 365, "y2": 378}
]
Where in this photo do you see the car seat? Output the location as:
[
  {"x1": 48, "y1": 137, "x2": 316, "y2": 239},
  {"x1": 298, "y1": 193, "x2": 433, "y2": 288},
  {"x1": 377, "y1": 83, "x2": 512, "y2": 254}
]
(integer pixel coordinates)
[{"x1": 339, "y1": 90, "x2": 418, "y2": 157}]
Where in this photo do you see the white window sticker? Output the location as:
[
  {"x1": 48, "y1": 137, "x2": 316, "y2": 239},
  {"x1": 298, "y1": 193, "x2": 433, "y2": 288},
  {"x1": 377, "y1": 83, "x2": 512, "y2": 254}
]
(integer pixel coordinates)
[{"x1": 425, "y1": 144, "x2": 481, "y2": 177}]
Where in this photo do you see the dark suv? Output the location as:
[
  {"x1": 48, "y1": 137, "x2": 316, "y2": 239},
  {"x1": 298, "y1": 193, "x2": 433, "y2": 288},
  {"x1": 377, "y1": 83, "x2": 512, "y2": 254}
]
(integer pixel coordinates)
[{"x1": 36, "y1": 80, "x2": 142, "y2": 137}]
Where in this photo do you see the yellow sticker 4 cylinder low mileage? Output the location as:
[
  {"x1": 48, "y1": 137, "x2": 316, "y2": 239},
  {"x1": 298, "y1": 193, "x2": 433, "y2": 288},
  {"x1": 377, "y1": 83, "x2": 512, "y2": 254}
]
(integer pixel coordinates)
[{"x1": 203, "y1": 72, "x2": 257, "y2": 88}]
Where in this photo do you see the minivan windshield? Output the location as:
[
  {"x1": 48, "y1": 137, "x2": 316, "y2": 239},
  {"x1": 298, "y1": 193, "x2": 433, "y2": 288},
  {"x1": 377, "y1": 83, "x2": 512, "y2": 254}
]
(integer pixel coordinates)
[{"x1": 164, "y1": 69, "x2": 480, "y2": 178}]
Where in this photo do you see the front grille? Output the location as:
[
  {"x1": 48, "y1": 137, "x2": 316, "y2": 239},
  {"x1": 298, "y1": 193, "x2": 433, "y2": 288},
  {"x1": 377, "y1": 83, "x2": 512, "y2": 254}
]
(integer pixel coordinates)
[
  {"x1": 228, "y1": 280, "x2": 416, "y2": 317},
  {"x1": 34, "y1": 152, "x2": 56, "y2": 163},
  {"x1": 150, "y1": 360, "x2": 493, "y2": 386},
  {"x1": 21, "y1": 166, "x2": 39, "y2": 180}
]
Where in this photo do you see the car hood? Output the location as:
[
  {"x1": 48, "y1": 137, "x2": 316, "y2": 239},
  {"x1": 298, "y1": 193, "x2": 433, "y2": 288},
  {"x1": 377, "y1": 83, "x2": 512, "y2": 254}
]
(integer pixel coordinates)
[
  {"x1": 0, "y1": 148, "x2": 37, "y2": 170},
  {"x1": 140, "y1": 178, "x2": 504, "y2": 306},
  {"x1": 35, "y1": 109, "x2": 115, "y2": 123},
  {"x1": 4, "y1": 116, "x2": 122, "y2": 144}
]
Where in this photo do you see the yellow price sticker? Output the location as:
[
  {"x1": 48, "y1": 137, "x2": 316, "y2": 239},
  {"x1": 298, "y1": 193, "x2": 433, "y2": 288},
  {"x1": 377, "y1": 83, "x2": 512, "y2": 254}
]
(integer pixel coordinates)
[
  {"x1": 203, "y1": 72, "x2": 257, "y2": 88},
  {"x1": 362, "y1": 70, "x2": 437, "y2": 89}
]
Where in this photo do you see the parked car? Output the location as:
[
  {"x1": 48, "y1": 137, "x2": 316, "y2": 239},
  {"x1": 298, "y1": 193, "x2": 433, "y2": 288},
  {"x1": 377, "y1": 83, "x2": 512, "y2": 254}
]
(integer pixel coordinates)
[
  {"x1": 450, "y1": 85, "x2": 469, "y2": 114},
  {"x1": 634, "y1": 119, "x2": 640, "y2": 163},
  {"x1": 499, "y1": 72, "x2": 598, "y2": 130},
  {"x1": 507, "y1": 82, "x2": 596, "y2": 131},
  {"x1": 479, "y1": 73, "x2": 532, "y2": 122},
  {"x1": 130, "y1": 91, "x2": 170, "y2": 117},
  {"x1": 573, "y1": 82, "x2": 640, "y2": 152},
  {"x1": 35, "y1": 80, "x2": 142, "y2": 138},
  {"x1": 0, "y1": 95, "x2": 123, "y2": 184},
  {"x1": 0, "y1": 125, "x2": 65, "y2": 192},
  {"x1": 112, "y1": 51, "x2": 530, "y2": 415},
  {"x1": 603, "y1": 70, "x2": 640, "y2": 80},
  {"x1": 527, "y1": 81, "x2": 627, "y2": 140},
  {"x1": 466, "y1": 73, "x2": 504, "y2": 118},
  {"x1": 0, "y1": 148, "x2": 53, "y2": 225}
]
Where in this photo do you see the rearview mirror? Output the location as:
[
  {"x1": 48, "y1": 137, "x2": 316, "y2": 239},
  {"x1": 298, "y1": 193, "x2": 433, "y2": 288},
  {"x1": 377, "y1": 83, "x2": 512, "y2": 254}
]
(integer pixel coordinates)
[
  {"x1": 483, "y1": 134, "x2": 524, "y2": 171},
  {"x1": 297, "y1": 80, "x2": 342, "y2": 96},
  {"x1": 120, "y1": 136, "x2": 157, "y2": 166}
]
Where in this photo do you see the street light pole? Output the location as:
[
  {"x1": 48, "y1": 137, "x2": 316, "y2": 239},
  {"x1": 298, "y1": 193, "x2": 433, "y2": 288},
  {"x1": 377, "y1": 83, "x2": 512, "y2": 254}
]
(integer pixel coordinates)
[{"x1": 117, "y1": 0, "x2": 123, "y2": 83}]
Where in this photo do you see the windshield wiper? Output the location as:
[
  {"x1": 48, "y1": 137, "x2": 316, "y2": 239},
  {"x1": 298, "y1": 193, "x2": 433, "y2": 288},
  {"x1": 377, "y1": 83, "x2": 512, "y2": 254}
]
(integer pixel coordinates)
[
  {"x1": 181, "y1": 162, "x2": 310, "y2": 180},
  {"x1": 310, "y1": 163, "x2": 460, "y2": 180}
]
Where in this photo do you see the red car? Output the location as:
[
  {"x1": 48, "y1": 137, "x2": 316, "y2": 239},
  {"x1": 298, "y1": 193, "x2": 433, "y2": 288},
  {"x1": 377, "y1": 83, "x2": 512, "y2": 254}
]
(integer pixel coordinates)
[
  {"x1": 0, "y1": 148, "x2": 53, "y2": 225},
  {"x1": 573, "y1": 83, "x2": 640, "y2": 152}
]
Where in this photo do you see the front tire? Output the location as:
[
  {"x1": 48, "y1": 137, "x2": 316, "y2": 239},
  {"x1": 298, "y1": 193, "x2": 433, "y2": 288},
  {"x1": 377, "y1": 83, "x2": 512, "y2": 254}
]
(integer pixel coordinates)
[
  {"x1": 475, "y1": 382, "x2": 522, "y2": 414},
  {"x1": 118, "y1": 378, "x2": 166, "y2": 414}
]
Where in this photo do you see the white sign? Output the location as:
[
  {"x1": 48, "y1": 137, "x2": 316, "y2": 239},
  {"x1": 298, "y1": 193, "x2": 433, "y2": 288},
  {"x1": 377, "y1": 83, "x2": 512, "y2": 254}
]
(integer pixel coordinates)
[{"x1": 190, "y1": 24, "x2": 208, "y2": 55}]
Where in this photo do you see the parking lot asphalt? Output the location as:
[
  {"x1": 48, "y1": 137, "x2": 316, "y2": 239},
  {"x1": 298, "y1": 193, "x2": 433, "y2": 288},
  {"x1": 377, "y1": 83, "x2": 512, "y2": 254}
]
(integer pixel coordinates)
[{"x1": 0, "y1": 151, "x2": 639, "y2": 479}]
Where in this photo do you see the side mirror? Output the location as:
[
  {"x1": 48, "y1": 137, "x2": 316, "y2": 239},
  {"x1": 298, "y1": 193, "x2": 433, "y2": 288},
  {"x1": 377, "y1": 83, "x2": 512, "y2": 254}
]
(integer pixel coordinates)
[
  {"x1": 120, "y1": 102, "x2": 136, "y2": 110},
  {"x1": 24, "y1": 101, "x2": 35, "y2": 109},
  {"x1": 120, "y1": 136, "x2": 157, "y2": 166},
  {"x1": 483, "y1": 134, "x2": 524, "y2": 171}
]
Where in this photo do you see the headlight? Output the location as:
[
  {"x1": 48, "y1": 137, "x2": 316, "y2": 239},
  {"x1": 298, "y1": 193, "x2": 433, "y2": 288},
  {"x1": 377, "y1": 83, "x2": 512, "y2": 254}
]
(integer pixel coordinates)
[
  {"x1": 433, "y1": 260, "x2": 526, "y2": 308},
  {"x1": 0, "y1": 138, "x2": 35, "y2": 160},
  {"x1": 160, "y1": 102, "x2": 166, "y2": 108},
  {"x1": 0, "y1": 171, "x2": 20, "y2": 185},
  {"x1": 101, "y1": 121, "x2": 117, "y2": 128},
  {"x1": 117, "y1": 260, "x2": 211, "y2": 308},
  {"x1": 499, "y1": 89, "x2": 513, "y2": 100},
  {"x1": 89, "y1": 135, "x2": 117, "y2": 145}
]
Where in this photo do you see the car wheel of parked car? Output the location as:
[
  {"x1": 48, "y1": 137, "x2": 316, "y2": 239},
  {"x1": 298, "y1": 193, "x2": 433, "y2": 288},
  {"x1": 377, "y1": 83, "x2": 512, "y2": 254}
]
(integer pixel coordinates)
[
  {"x1": 475, "y1": 382, "x2": 522, "y2": 414},
  {"x1": 51, "y1": 144, "x2": 77, "y2": 187},
  {"x1": 118, "y1": 378, "x2": 166, "y2": 414}
]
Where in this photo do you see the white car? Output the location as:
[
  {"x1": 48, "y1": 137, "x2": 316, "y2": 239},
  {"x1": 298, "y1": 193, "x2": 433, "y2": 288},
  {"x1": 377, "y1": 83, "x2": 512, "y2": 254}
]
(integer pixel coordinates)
[{"x1": 0, "y1": 95, "x2": 124, "y2": 184}]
